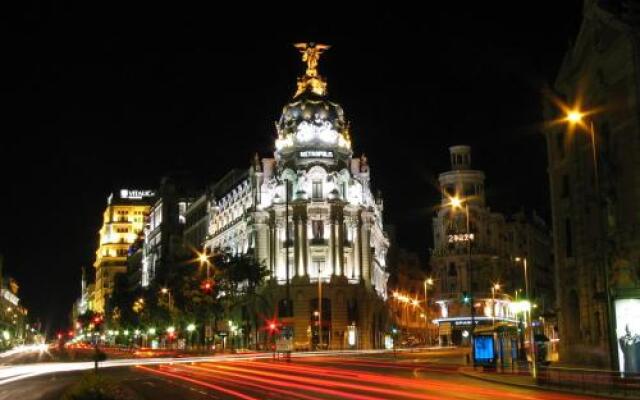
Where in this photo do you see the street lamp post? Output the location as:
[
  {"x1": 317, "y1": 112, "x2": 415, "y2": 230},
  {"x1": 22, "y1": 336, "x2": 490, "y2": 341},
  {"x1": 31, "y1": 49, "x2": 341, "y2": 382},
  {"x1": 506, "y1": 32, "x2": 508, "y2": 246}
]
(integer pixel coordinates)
[
  {"x1": 491, "y1": 283, "x2": 500, "y2": 329},
  {"x1": 199, "y1": 251, "x2": 211, "y2": 279},
  {"x1": 424, "y1": 278, "x2": 433, "y2": 346},
  {"x1": 515, "y1": 256, "x2": 536, "y2": 378},
  {"x1": 449, "y1": 196, "x2": 475, "y2": 366},
  {"x1": 563, "y1": 107, "x2": 616, "y2": 370},
  {"x1": 187, "y1": 323, "x2": 196, "y2": 350},
  {"x1": 160, "y1": 287, "x2": 172, "y2": 311}
]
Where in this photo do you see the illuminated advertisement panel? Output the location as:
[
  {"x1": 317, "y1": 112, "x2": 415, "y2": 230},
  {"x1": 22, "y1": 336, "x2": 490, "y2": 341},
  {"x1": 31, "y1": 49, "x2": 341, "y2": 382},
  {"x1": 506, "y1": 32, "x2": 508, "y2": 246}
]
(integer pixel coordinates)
[
  {"x1": 474, "y1": 335, "x2": 495, "y2": 361},
  {"x1": 615, "y1": 299, "x2": 640, "y2": 374}
]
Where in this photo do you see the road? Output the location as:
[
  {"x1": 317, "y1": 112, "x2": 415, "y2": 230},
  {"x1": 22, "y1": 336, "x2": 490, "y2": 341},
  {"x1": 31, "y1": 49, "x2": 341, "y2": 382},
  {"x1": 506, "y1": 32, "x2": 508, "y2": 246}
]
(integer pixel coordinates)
[{"x1": 0, "y1": 350, "x2": 605, "y2": 400}]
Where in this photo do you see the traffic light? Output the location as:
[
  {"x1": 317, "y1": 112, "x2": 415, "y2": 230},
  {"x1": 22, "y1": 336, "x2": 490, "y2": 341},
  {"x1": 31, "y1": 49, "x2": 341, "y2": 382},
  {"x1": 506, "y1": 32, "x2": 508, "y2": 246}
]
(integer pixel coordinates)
[
  {"x1": 462, "y1": 292, "x2": 471, "y2": 304},
  {"x1": 201, "y1": 279, "x2": 214, "y2": 294},
  {"x1": 266, "y1": 319, "x2": 280, "y2": 335},
  {"x1": 92, "y1": 314, "x2": 104, "y2": 328}
]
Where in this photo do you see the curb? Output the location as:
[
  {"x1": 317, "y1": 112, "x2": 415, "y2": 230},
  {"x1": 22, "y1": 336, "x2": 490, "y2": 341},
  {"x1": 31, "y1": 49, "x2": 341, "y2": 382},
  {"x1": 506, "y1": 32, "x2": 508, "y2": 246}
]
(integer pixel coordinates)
[{"x1": 458, "y1": 368, "x2": 632, "y2": 400}]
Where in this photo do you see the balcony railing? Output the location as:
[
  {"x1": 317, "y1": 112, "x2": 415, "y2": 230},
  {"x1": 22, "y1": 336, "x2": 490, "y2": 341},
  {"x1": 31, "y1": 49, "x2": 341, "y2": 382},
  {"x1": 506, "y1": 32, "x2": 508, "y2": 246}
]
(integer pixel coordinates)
[
  {"x1": 310, "y1": 238, "x2": 327, "y2": 246},
  {"x1": 538, "y1": 366, "x2": 640, "y2": 397}
]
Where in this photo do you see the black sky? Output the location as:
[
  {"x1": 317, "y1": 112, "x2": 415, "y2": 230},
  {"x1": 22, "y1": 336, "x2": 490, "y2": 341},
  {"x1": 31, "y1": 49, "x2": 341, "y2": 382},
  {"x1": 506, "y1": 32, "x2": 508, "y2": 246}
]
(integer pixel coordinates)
[{"x1": 1, "y1": 2, "x2": 583, "y2": 335}]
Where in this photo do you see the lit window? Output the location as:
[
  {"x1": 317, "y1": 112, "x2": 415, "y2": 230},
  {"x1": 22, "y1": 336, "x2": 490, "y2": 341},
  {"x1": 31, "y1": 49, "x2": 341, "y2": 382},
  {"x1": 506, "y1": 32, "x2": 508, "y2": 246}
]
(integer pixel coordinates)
[{"x1": 312, "y1": 180, "x2": 323, "y2": 200}]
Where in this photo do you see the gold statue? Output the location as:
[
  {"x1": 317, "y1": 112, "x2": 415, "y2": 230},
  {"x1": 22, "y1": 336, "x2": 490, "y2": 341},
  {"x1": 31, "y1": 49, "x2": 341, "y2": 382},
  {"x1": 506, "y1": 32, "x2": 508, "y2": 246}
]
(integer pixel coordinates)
[
  {"x1": 294, "y1": 42, "x2": 330, "y2": 77},
  {"x1": 293, "y1": 42, "x2": 330, "y2": 97}
]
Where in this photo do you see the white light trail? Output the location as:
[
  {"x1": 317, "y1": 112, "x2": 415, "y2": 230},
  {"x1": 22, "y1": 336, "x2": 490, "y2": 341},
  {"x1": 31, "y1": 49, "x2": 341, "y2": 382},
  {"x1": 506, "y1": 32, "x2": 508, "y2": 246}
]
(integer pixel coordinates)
[{"x1": 0, "y1": 348, "x2": 431, "y2": 386}]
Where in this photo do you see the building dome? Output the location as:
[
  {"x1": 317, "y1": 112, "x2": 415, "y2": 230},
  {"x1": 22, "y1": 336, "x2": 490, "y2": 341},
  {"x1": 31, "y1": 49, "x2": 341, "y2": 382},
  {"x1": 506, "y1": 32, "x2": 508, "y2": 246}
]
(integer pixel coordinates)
[
  {"x1": 277, "y1": 91, "x2": 347, "y2": 137},
  {"x1": 274, "y1": 44, "x2": 352, "y2": 168}
]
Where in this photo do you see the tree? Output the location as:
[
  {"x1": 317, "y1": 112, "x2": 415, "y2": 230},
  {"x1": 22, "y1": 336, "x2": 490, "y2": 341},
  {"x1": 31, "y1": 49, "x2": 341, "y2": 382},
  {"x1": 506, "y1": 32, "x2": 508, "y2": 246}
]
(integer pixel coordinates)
[{"x1": 213, "y1": 249, "x2": 270, "y2": 349}]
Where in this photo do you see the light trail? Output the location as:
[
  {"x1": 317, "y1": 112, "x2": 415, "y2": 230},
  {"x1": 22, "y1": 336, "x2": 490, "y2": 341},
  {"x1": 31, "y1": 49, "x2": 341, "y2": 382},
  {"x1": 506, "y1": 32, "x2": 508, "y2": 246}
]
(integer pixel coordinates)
[
  {"x1": 0, "y1": 348, "x2": 388, "y2": 386},
  {"x1": 187, "y1": 362, "x2": 444, "y2": 400},
  {"x1": 175, "y1": 359, "x2": 598, "y2": 400},
  {"x1": 0, "y1": 348, "x2": 606, "y2": 399},
  {"x1": 153, "y1": 363, "x2": 387, "y2": 400},
  {"x1": 0, "y1": 344, "x2": 49, "y2": 358},
  {"x1": 137, "y1": 365, "x2": 258, "y2": 400}
]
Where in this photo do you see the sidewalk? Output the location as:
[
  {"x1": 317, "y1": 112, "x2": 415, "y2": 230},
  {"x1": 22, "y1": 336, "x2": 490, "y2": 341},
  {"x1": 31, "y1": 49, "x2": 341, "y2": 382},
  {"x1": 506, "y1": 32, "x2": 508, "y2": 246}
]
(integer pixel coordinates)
[{"x1": 459, "y1": 366, "x2": 636, "y2": 399}]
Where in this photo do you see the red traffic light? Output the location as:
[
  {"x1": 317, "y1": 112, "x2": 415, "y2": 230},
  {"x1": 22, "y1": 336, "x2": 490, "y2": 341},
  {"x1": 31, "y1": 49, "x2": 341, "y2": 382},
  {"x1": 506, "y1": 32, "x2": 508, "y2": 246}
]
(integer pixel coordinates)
[
  {"x1": 266, "y1": 319, "x2": 280, "y2": 334},
  {"x1": 201, "y1": 279, "x2": 214, "y2": 293}
]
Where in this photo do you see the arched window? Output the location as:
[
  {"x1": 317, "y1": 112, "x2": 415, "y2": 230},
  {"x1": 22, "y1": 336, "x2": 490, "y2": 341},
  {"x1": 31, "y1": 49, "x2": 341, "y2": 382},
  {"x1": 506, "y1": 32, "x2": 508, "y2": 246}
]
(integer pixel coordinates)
[{"x1": 567, "y1": 290, "x2": 580, "y2": 340}]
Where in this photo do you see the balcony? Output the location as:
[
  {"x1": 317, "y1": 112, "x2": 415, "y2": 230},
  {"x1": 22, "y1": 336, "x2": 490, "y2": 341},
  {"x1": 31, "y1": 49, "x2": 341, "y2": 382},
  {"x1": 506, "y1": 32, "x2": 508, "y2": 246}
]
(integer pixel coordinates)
[{"x1": 310, "y1": 238, "x2": 327, "y2": 246}]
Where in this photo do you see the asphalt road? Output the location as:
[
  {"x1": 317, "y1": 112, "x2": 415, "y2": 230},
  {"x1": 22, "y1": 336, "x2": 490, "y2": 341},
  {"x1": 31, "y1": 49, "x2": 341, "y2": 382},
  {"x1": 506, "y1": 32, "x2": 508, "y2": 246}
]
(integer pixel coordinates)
[{"x1": 0, "y1": 351, "x2": 605, "y2": 400}]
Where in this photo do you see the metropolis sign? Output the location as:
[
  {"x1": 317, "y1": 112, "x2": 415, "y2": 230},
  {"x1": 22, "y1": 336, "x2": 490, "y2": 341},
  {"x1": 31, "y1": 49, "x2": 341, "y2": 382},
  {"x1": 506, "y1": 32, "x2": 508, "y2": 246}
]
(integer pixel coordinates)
[{"x1": 299, "y1": 150, "x2": 334, "y2": 158}]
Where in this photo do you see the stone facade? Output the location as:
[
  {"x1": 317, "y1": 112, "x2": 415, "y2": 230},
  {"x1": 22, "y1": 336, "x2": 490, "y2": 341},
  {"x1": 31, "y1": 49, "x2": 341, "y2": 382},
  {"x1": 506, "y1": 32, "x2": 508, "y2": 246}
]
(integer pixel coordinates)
[{"x1": 543, "y1": 0, "x2": 640, "y2": 369}]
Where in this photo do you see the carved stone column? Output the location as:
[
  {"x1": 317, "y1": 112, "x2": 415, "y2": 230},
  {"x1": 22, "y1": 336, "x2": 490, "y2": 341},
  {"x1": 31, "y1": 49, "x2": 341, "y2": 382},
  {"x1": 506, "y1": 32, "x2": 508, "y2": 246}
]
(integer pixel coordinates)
[
  {"x1": 361, "y1": 213, "x2": 372, "y2": 287},
  {"x1": 293, "y1": 213, "x2": 300, "y2": 277},
  {"x1": 337, "y1": 212, "x2": 344, "y2": 277},
  {"x1": 328, "y1": 215, "x2": 335, "y2": 277},
  {"x1": 356, "y1": 215, "x2": 362, "y2": 281},
  {"x1": 302, "y1": 212, "x2": 309, "y2": 276}
]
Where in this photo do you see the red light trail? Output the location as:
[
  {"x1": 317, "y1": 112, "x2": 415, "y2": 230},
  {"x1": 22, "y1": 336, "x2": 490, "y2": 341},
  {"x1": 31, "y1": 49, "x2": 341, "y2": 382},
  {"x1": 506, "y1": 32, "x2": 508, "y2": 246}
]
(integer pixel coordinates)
[{"x1": 136, "y1": 358, "x2": 598, "y2": 400}]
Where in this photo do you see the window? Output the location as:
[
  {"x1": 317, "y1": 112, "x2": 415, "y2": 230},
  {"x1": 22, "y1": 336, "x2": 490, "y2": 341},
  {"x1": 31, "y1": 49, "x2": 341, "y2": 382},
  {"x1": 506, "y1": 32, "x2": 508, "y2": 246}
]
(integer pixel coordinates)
[
  {"x1": 312, "y1": 220, "x2": 324, "y2": 239},
  {"x1": 561, "y1": 175, "x2": 570, "y2": 198},
  {"x1": 464, "y1": 183, "x2": 474, "y2": 197},
  {"x1": 565, "y1": 218, "x2": 573, "y2": 257},
  {"x1": 287, "y1": 180, "x2": 293, "y2": 200},
  {"x1": 556, "y1": 133, "x2": 564, "y2": 157},
  {"x1": 312, "y1": 180, "x2": 323, "y2": 200},
  {"x1": 313, "y1": 259, "x2": 326, "y2": 278},
  {"x1": 448, "y1": 262, "x2": 457, "y2": 276}
]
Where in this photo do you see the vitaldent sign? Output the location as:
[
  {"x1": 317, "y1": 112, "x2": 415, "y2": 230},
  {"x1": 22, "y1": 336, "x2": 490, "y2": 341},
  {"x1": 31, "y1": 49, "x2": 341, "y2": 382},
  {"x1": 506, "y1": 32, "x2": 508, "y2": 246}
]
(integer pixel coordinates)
[
  {"x1": 1, "y1": 289, "x2": 19, "y2": 306},
  {"x1": 120, "y1": 189, "x2": 155, "y2": 199}
]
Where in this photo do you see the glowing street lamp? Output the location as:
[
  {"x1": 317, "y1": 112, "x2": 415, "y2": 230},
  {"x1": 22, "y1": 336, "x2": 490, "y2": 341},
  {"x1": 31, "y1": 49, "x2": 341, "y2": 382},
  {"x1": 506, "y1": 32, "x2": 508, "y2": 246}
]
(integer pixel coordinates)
[
  {"x1": 449, "y1": 196, "x2": 462, "y2": 209},
  {"x1": 447, "y1": 195, "x2": 475, "y2": 364},
  {"x1": 160, "y1": 287, "x2": 173, "y2": 310},
  {"x1": 491, "y1": 283, "x2": 501, "y2": 328},
  {"x1": 514, "y1": 256, "x2": 536, "y2": 376},
  {"x1": 424, "y1": 278, "x2": 434, "y2": 345},
  {"x1": 198, "y1": 250, "x2": 212, "y2": 279},
  {"x1": 556, "y1": 101, "x2": 617, "y2": 369}
]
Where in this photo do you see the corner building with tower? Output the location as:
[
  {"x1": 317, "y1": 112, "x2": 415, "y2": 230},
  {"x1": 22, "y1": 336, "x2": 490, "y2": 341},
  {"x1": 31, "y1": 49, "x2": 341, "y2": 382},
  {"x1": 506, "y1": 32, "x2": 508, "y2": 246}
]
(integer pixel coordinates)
[{"x1": 204, "y1": 44, "x2": 389, "y2": 349}]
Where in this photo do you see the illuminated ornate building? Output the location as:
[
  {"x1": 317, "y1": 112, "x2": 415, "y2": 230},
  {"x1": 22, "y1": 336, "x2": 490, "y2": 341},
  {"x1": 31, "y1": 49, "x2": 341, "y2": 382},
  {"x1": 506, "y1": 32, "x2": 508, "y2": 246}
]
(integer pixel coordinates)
[
  {"x1": 204, "y1": 43, "x2": 390, "y2": 349},
  {"x1": 93, "y1": 189, "x2": 154, "y2": 313},
  {"x1": 430, "y1": 146, "x2": 553, "y2": 346}
]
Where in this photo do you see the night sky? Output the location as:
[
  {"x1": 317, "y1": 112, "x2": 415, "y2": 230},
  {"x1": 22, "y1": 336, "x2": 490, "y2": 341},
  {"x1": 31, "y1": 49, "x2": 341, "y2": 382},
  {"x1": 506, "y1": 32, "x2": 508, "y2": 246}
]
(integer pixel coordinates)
[{"x1": 2, "y1": 3, "x2": 583, "y2": 335}]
